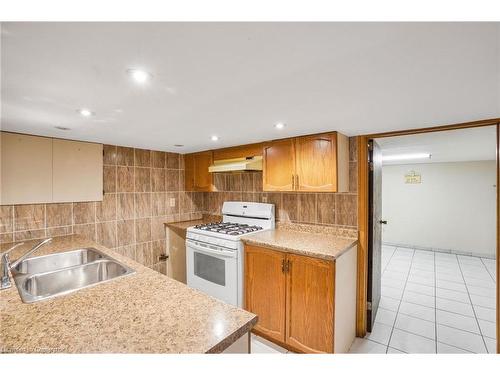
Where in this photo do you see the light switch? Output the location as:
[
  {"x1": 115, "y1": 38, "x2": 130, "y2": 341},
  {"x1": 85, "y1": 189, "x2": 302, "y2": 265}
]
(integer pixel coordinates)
[
  {"x1": 169, "y1": 197, "x2": 176, "y2": 207},
  {"x1": 261, "y1": 196, "x2": 268, "y2": 203}
]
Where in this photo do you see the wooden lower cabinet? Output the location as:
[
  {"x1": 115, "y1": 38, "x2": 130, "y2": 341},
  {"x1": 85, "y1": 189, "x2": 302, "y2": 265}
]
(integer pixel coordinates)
[
  {"x1": 244, "y1": 244, "x2": 353, "y2": 354},
  {"x1": 245, "y1": 245, "x2": 287, "y2": 343},
  {"x1": 286, "y1": 254, "x2": 334, "y2": 353}
]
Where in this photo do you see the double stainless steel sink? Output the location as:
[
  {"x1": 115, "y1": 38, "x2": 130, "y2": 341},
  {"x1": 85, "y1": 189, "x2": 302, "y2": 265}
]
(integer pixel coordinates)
[{"x1": 11, "y1": 248, "x2": 135, "y2": 303}]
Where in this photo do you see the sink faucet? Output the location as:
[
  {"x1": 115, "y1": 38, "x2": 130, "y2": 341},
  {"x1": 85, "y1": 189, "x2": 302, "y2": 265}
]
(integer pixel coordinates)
[{"x1": 0, "y1": 238, "x2": 52, "y2": 290}]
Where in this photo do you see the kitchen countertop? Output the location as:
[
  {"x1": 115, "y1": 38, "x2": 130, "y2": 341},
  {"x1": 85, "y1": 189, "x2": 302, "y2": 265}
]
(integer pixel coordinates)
[
  {"x1": 241, "y1": 228, "x2": 358, "y2": 261},
  {"x1": 164, "y1": 216, "x2": 221, "y2": 232},
  {"x1": 0, "y1": 235, "x2": 257, "y2": 353}
]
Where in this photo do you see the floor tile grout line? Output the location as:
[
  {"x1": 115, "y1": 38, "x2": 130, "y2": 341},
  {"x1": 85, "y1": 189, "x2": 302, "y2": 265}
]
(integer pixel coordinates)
[
  {"x1": 384, "y1": 248, "x2": 416, "y2": 353},
  {"x1": 479, "y1": 257, "x2": 496, "y2": 283},
  {"x1": 455, "y1": 253, "x2": 489, "y2": 352},
  {"x1": 381, "y1": 246, "x2": 398, "y2": 275}
]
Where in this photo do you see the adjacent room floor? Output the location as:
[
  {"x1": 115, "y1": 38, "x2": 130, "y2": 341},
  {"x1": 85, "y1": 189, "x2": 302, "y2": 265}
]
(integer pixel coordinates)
[{"x1": 349, "y1": 246, "x2": 497, "y2": 353}]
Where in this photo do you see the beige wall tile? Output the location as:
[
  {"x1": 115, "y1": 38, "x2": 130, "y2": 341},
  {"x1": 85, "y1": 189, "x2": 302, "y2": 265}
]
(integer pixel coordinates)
[
  {"x1": 134, "y1": 149, "x2": 151, "y2": 167},
  {"x1": 227, "y1": 173, "x2": 242, "y2": 191},
  {"x1": 349, "y1": 136, "x2": 358, "y2": 162},
  {"x1": 46, "y1": 203, "x2": 72, "y2": 228},
  {"x1": 253, "y1": 172, "x2": 263, "y2": 192},
  {"x1": 116, "y1": 146, "x2": 134, "y2": 166},
  {"x1": 179, "y1": 192, "x2": 192, "y2": 214},
  {"x1": 335, "y1": 193, "x2": 357, "y2": 227},
  {"x1": 103, "y1": 145, "x2": 117, "y2": 165},
  {"x1": 14, "y1": 204, "x2": 45, "y2": 231},
  {"x1": 349, "y1": 162, "x2": 358, "y2": 193},
  {"x1": 73, "y1": 223, "x2": 96, "y2": 241},
  {"x1": 73, "y1": 202, "x2": 96, "y2": 224},
  {"x1": 151, "y1": 168, "x2": 165, "y2": 192},
  {"x1": 96, "y1": 222, "x2": 116, "y2": 248},
  {"x1": 117, "y1": 166, "x2": 134, "y2": 192},
  {"x1": 166, "y1": 152, "x2": 179, "y2": 169},
  {"x1": 166, "y1": 169, "x2": 180, "y2": 191},
  {"x1": 241, "y1": 173, "x2": 253, "y2": 192},
  {"x1": 117, "y1": 193, "x2": 135, "y2": 220},
  {"x1": 1, "y1": 232, "x2": 14, "y2": 244},
  {"x1": 0, "y1": 206, "x2": 13, "y2": 233},
  {"x1": 117, "y1": 219, "x2": 135, "y2": 246},
  {"x1": 152, "y1": 151, "x2": 166, "y2": 169},
  {"x1": 152, "y1": 261, "x2": 167, "y2": 275},
  {"x1": 135, "y1": 193, "x2": 152, "y2": 218},
  {"x1": 14, "y1": 229, "x2": 46, "y2": 241},
  {"x1": 135, "y1": 241, "x2": 152, "y2": 266},
  {"x1": 213, "y1": 173, "x2": 226, "y2": 192},
  {"x1": 281, "y1": 193, "x2": 298, "y2": 222},
  {"x1": 135, "y1": 218, "x2": 151, "y2": 243},
  {"x1": 151, "y1": 192, "x2": 166, "y2": 216},
  {"x1": 316, "y1": 193, "x2": 336, "y2": 225},
  {"x1": 47, "y1": 225, "x2": 72, "y2": 237},
  {"x1": 135, "y1": 167, "x2": 151, "y2": 192},
  {"x1": 297, "y1": 194, "x2": 316, "y2": 224},
  {"x1": 103, "y1": 165, "x2": 116, "y2": 193},
  {"x1": 152, "y1": 239, "x2": 165, "y2": 262},
  {"x1": 179, "y1": 170, "x2": 185, "y2": 191},
  {"x1": 96, "y1": 193, "x2": 116, "y2": 222},
  {"x1": 151, "y1": 216, "x2": 166, "y2": 241}
]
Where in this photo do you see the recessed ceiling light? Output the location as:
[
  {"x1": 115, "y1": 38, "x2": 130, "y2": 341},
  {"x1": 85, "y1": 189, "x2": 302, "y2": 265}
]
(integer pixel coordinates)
[
  {"x1": 382, "y1": 153, "x2": 431, "y2": 162},
  {"x1": 275, "y1": 122, "x2": 286, "y2": 129},
  {"x1": 78, "y1": 108, "x2": 93, "y2": 117},
  {"x1": 211, "y1": 135, "x2": 219, "y2": 141},
  {"x1": 54, "y1": 126, "x2": 71, "y2": 131},
  {"x1": 127, "y1": 68, "x2": 151, "y2": 84},
  {"x1": 174, "y1": 144, "x2": 184, "y2": 147}
]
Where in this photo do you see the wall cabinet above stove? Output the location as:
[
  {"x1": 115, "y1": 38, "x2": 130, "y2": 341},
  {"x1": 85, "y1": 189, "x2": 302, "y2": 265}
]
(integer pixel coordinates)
[
  {"x1": 184, "y1": 150, "x2": 214, "y2": 192},
  {"x1": 262, "y1": 132, "x2": 349, "y2": 192}
]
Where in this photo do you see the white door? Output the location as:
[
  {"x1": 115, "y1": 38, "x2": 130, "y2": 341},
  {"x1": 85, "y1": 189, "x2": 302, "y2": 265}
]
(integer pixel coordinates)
[{"x1": 186, "y1": 240, "x2": 238, "y2": 305}]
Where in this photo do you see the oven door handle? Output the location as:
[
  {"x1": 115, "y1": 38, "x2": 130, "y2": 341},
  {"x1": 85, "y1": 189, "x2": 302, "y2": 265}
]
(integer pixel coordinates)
[{"x1": 186, "y1": 240, "x2": 237, "y2": 259}]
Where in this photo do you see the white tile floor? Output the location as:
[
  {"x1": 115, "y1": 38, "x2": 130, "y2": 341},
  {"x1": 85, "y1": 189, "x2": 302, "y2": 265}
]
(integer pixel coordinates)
[{"x1": 349, "y1": 246, "x2": 497, "y2": 354}]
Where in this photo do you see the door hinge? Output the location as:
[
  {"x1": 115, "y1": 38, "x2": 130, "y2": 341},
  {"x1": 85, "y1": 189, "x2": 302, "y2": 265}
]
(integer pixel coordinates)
[
  {"x1": 367, "y1": 302, "x2": 372, "y2": 311},
  {"x1": 369, "y1": 162, "x2": 374, "y2": 171}
]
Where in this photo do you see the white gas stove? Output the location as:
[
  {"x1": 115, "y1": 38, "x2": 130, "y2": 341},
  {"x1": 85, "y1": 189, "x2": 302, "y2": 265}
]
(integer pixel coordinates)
[{"x1": 186, "y1": 201, "x2": 275, "y2": 307}]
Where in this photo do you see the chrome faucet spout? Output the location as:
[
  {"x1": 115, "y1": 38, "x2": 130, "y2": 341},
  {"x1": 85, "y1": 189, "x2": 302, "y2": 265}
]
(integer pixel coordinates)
[
  {"x1": 10, "y1": 238, "x2": 52, "y2": 269},
  {"x1": 1, "y1": 238, "x2": 52, "y2": 290}
]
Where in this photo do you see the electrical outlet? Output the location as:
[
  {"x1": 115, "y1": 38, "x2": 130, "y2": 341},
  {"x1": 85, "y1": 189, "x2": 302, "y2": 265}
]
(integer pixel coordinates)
[
  {"x1": 169, "y1": 198, "x2": 176, "y2": 207},
  {"x1": 261, "y1": 196, "x2": 267, "y2": 203}
]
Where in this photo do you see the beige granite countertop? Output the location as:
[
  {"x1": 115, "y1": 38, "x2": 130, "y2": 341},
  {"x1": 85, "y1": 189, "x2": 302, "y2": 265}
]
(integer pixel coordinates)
[
  {"x1": 0, "y1": 235, "x2": 257, "y2": 353},
  {"x1": 241, "y1": 228, "x2": 358, "y2": 261},
  {"x1": 164, "y1": 215, "x2": 221, "y2": 232}
]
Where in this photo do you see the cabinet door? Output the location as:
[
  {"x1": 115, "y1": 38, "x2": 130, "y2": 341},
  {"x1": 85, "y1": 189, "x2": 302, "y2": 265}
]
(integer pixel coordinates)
[
  {"x1": 52, "y1": 139, "x2": 103, "y2": 202},
  {"x1": 245, "y1": 245, "x2": 287, "y2": 343},
  {"x1": 286, "y1": 254, "x2": 335, "y2": 353},
  {"x1": 1, "y1": 133, "x2": 53, "y2": 204},
  {"x1": 184, "y1": 154, "x2": 195, "y2": 191},
  {"x1": 295, "y1": 133, "x2": 337, "y2": 192},
  {"x1": 193, "y1": 151, "x2": 213, "y2": 192},
  {"x1": 262, "y1": 139, "x2": 295, "y2": 191}
]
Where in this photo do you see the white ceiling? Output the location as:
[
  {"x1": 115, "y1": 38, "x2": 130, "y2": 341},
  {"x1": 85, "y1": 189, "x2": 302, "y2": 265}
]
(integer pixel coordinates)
[
  {"x1": 1, "y1": 22, "x2": 499, "y2": 153},
  {"x1": 377, "y1": 125, "x2": 497, "y2": 165}
]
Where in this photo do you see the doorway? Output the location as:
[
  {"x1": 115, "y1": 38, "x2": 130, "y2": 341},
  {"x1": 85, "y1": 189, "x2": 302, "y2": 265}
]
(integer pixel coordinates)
[{"x1": 352, "y1": 121, "x2": 499, "y2": 354}]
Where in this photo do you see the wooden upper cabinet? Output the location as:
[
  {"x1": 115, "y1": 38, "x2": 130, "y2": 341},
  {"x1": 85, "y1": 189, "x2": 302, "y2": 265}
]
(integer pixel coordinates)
[
  {"x1": 262, "y1": 132, "x2": 349, "y2": 193},
  {"x1": 262, "y1": 139, "x2": 295, "y2": 191},
  {"x1": 286, "y1": 254, "x2": 335, "y2": 353},
  {"x1": 295, "y1": 133, "x2": 337, "y2": 192},
  {"x1": 184, "y1": 151, "x2": 214, "y2": 192},
  {"x1": 245, "y1": 245, "x2": 287, "y2": 343},
  {"x1": 1, "y1": 133, "x2": 53, "y2": 204}
]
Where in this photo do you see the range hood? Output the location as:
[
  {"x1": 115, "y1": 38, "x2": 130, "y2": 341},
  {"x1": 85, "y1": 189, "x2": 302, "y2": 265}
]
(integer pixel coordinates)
[{"x1": 208, "y1": 156, "x2": 263, "y2": 173}]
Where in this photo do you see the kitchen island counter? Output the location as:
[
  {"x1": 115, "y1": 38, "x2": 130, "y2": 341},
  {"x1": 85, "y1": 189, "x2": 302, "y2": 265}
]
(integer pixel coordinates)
[{"x1": 0, "y1": 235, "x2": 257, "y2": 353}]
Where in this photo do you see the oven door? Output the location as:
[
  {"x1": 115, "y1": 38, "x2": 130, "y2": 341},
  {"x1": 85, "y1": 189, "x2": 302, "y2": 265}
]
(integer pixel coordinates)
[{"x1": 186, "y1": 239, "x2": 238, "y2": 306}]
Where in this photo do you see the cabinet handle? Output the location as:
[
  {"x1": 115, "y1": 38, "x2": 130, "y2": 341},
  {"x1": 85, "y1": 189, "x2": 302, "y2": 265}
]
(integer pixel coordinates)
[
  {"x1": 295, "y1": 175, "x2": 299, "y2": 189},
  {"x1": 291, "y1": 174, "x2": 295, "y2": 190},
  {"x1": 287, "y1": 260, "x2": 291, "y2": 273},
  {"x1": 281, "y1": 259, "x2": 286, "y2": 273}
]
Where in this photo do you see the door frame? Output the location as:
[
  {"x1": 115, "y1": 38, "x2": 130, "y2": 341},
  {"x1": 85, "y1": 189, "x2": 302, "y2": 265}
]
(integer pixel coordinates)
[{"x1": 355, "y1": 118, "x2": 500, "y2": 354}]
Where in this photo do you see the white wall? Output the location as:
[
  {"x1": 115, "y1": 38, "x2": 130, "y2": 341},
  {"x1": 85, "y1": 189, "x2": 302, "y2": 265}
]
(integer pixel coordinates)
[{"x1": 382, "y1": 161, "x2": 497, "y2": 257}]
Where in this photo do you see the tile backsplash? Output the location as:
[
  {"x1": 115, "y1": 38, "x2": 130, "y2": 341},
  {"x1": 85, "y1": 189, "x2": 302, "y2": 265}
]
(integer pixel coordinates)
[
  {"x1": 201, "y1": 137, "x2": 358, "y2": 229},
  {"x1": 0, "y1": 144, "x2": 204, "y2": 274},
  {"x1": 0, "y1": 137, "x2": 359, "y2": 274}
]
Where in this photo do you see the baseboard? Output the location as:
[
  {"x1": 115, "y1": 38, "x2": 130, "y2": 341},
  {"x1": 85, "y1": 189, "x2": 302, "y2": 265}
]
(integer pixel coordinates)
[{"x1": 382, "y1": 241, "x2": 496, "y2": 259}]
